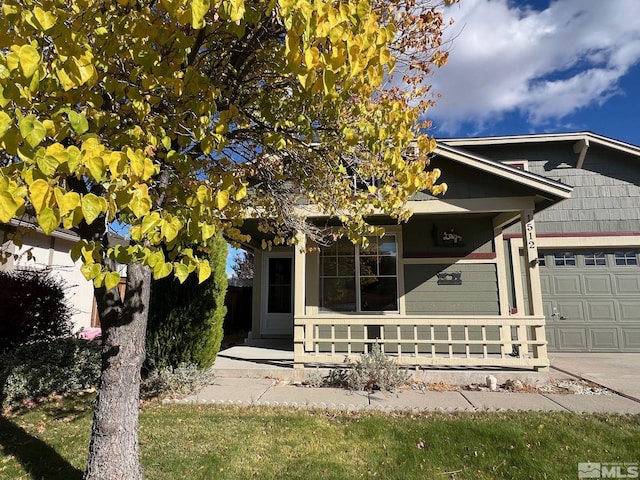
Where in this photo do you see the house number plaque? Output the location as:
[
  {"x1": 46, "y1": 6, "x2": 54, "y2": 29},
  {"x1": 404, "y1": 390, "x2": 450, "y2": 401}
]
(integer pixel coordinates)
[{"x1": 524, "y1": 211, "x2": 538, "y2": 265}]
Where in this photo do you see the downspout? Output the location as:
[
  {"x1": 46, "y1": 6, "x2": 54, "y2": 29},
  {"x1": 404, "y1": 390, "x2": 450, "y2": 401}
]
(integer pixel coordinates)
[{"x1": 573, "y1": 137, "x2": 590, "y2": 169}]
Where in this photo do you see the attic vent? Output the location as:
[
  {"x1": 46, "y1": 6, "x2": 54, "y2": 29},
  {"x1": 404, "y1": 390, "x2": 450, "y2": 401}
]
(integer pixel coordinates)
[{"x1": 502, "y1": 160, "x2": 528, "y2": 171}]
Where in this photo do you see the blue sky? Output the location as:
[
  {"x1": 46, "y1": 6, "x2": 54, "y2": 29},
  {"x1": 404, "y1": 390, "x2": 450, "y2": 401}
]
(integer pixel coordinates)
[{"x1": 426, "y1": 0, "x2": 640, "y2": 146}]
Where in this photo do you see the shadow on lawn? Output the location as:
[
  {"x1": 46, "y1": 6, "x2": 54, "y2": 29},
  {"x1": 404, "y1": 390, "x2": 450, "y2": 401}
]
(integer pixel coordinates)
[{"x1": 0, "y1": 415, "x2": 82, "y2": 480}]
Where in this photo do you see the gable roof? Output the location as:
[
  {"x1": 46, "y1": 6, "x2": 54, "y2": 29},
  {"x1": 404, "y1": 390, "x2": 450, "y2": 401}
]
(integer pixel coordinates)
[
  {"x1": 439, "y1": 131, "x2": 640, "y2": 165},
  {"x1": 428, "y1": 143, "x2": 573, "y2": 212}
]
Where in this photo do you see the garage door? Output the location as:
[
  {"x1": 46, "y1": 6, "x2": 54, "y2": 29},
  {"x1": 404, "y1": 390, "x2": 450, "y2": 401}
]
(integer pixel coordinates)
[{"x1": 539, "y1": 250, "x2": 640, "y2": 352}]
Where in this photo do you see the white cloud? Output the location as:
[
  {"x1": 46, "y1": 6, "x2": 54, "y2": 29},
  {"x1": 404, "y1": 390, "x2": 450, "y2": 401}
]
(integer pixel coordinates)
[{"x1": 427, "y1": 0, "x2": 640, "y2": 134}]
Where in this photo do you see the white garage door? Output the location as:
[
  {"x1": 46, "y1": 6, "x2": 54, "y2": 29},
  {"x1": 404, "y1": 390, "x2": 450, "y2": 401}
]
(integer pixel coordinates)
[{"x1": 539, "y1": 250, "x2": 640, "y2": 352}]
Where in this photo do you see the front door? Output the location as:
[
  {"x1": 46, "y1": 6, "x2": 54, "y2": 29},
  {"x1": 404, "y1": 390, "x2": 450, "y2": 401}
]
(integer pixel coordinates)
[{"x1": 261, "y1": 252, "x2": 294, "y2": 336}]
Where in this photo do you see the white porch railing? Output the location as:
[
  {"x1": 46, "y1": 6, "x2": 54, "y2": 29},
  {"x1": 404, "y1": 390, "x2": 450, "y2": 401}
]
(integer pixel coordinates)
[{"x1": 293, "y1": 315, "x2": 549, "y2": 370}]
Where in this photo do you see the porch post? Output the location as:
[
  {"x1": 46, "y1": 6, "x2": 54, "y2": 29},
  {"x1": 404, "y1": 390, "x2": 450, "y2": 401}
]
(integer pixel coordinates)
[
  {"x1": 520, "y1": 209, "x2": 549, "y2": 370},
  {"x1": 293, "y1": 233, "x2": 306, "y2": 369}
]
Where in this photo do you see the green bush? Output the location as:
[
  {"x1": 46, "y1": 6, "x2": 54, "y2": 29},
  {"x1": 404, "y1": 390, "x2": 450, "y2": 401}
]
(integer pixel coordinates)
[
  {"x1": 0, "y1": 337, "x2": 101, "y2": 407},
  {"x1": 0, "y1": 268, "x2": 73, "y2": 353},
  {"x1": 145, "y1": 235, "x2": 228, "y2": 370}
]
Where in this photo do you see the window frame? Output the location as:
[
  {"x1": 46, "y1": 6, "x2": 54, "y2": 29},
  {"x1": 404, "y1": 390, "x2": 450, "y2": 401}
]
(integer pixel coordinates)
[
  {"x1": 584, "y1": 251, "x2": 606, "y2": 267},
  {"x1": 554, "y1": 252, "x2": 576, "y2": 267},
  {"x1": 319, "y1": 234, "x2": 399, "y2": 313},
  {"x1": 614, "y1": 251, "x2": 639, "y2": 266}
]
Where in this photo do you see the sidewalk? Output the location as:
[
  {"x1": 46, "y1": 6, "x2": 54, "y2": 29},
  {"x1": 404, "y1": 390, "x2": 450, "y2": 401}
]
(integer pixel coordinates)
[{"x1": 179, "y1": 377, "x2": 640, "y2": 414}]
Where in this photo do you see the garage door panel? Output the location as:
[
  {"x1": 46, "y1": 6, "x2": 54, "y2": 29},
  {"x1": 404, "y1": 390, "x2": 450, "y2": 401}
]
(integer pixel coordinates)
[
  {"x1": 590, "y1": 328, "x2": 619, "y2": 350},
  {"x1": 540, "y1": 276, "x2": 551, "y2": 295},
  {"x1": 553, "y1": 275, "x2": 582, "y2": 295},
  {"x1": 554, "y1": 301, "x2": 584, "y2": 322},
  {"x1": 621, "y1": 329, "x2": 640, "y2": 350},
  {"x1": 583, "y1": 275, "x2": 613, "y2": 295},
  {"x1": 615, "y1": 276, "x2": 640, "y2": 295},
  {"x1": 619, "y1": 302, "x2": 640, "y2": 322},
  {"x1": 586, "y1": 302, "x2": 617, "y2": 322},
  {"x1": 557, "y1": 328, "x2": 588, "y2": 351}
]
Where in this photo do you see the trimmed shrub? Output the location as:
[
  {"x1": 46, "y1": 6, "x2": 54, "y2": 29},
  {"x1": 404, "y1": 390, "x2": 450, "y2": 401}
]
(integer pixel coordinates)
[
  {"x1": 145, "y1": 235, "x2": 228, "y2": 370},
  {"x1": 140, "y1": 363, "x2": 215, "y2": 399},
  {"x1": 0, "y1": 337, "x2": 101, "y2": 407},
  {"x1": 327, "y1": 344, "x2": 410, "y2": 392},
  {"x1": 0, "y1": 268, "x2": 73, "y2": 354}
]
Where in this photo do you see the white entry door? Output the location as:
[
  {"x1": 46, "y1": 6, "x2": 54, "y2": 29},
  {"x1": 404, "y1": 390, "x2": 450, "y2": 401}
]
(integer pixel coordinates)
[{"x1": 261, "y1": 252, "x2": 294, "y2": 336}]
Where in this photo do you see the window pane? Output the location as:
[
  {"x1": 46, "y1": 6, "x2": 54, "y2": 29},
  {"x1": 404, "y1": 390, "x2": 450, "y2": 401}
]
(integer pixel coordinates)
[
  {"x1": 336, "y1": 239, "x2": 355, "y2": 255},
  {"x1": 268, "y1": 286, "x2": 291, "y2": 313},
  {"x1": 361, "y1": 277, "x2": 397, "y2": 311},
  {"x1": 359, "y1": 256, "x2": 378, "y2": 277},
  {"x1": 379, "y1": 256, "x2": 397, "y2": 276},
  {"x1": 554, "y1": 252, "x2": 575, "y2": 266},
  {"x1": 584, "y1": 252, "x2": 606, "y2": 266},
  {"x1": 615, "y1": 251, "x2": 638, "y2": 266},
  {"x1": 321, "y1": 278, "x2": 356, "y2": 312},
  {"x1": 379, "y1": 237, "x2": 397, "y2": 255},
  {"x1": 337, "y1": 256, "x2": 355, "y2": 276},
  {"x1": 321, "y1": 257, "x2": 337, "y2": 276}
]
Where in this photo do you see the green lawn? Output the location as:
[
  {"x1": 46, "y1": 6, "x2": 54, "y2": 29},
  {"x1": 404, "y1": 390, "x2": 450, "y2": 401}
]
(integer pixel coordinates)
[{"x1": 1, "y1": 395, "x2": 638, "y2": 479}]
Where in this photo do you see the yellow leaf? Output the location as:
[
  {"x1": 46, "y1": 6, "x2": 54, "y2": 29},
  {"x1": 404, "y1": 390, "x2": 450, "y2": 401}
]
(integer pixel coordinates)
[
  {"x1": 146, "y1": 250, "x2": 164, "y2": 267},
  {"x1": 28, "y1": 179, "x2": 51, "y2": 214},
  {"x1": 130, "y1": 186, "x2": 152, "y2": 217},
  {"x1": 175, "y1": 263, "x2": 189, "y2": 283},
  {"x1": 18, "y1": 45, "x2": 40, "y2": 78},
  {"x1": 36, "y1": 155, "x2": 59, "y2": 176},
  {"x1": 0, "y1": 191, "x2": 24, "y2": 223},
  {"x1": 0, "y1": 111, "x2": 11, "y2": 139},
  {"x1": 85, "y1": 156, "x2": 105, "y2": 181},
  {"x1": 215, "y1": 190, "x2": 229, "y2": 210},
  {"x1": 54, "y1": 189, "x2": 81, "y2": 216},
  {"x1": 81, "y1": 193, "x2": 106, "y2": 224},
  {"x1": 235, "y1": 184, "x2": 247, "y2": 201},
  {"x1": 104, "y1": 271, "x2": 121, "y2": 291},
  {"x1": 68, "y1": 111, "x2": 89, "y2": 135},
  {"x1": 33, "y1": 7, "x2": 57, "y2": 30},
  {"x1": 80, "y1": 263, "x2": 101, "y2": 281},
  {"x1": 141, "y1": 212, "x2": 162, "y2": 235},
  {"x1": 152, "y1": 261, "x2": 172, "y2": 279},
  {"x1": 19, "y1": 114, "x2": 46, "y2": 148},
  {"x1": 161, "y1": 217, "x2": 182, "y2": 242},
  {"x1": 201, "y1": 223, "x2": 216, "y2": 240},
  {"x1": 37, "y1": 207, "x2": 60, "y2": 235},
  {"x1": 191, "y1": 0, "x2": 210, "y2": 29},
  {"x1": 198, "y1": 260, "x2": 211, "y2": 283}
]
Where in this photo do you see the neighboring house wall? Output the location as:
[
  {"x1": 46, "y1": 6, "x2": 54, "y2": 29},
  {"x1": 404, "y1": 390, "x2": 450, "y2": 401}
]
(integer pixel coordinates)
[{"x1": 1, "y1": 227, "x2": 95, "y2": 331}]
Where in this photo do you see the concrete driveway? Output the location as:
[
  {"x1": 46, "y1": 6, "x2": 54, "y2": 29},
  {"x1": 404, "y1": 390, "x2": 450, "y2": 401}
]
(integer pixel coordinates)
[{"x1": 549, "y1": 353, "x2": 640, "y2": 402}]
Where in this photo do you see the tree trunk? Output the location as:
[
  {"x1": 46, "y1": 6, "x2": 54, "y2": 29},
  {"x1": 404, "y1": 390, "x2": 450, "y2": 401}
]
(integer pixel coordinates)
[{"x1": 84, "y1": 262, "x2": 151, "y2": 480}]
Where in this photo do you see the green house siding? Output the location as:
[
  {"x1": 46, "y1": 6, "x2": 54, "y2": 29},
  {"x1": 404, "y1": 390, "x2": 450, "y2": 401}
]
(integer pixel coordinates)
[
  {"x1": 403, "y1": 216, "x2": 494, "y2": 258},
  {"x1": 404, "y1": 263, "x2": 499, "y2": 315}
]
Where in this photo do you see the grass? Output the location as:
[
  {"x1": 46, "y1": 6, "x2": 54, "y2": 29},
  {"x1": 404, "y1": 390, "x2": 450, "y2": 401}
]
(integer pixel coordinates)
[{"x1": 1, "y1": 395, "x2": 639, "y2": 479}]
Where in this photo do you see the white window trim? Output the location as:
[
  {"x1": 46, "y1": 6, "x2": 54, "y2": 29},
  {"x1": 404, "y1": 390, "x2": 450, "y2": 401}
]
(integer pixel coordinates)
[{"x1": 319, "y1": 227, "x2": 402, "y2": 314}]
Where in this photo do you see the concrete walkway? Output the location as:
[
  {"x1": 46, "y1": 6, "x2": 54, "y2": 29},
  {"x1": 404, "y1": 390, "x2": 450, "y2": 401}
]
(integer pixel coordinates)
[
  {"x1": 179, "y1": 377, "x2": 640, "y2": 414},
  {"x1": 178, "y1": 347, "x2": 640, "y2": 414}
]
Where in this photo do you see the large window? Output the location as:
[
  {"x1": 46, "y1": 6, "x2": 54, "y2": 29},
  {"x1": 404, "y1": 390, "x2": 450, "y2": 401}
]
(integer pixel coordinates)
[{"x1": 320, "y1": 236, "x2": 398, "y2": 312}]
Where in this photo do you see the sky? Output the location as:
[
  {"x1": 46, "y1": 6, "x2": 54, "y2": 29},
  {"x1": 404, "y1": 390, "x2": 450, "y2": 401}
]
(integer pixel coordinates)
[{"x1": 425, "y1": 0, "x2": 640, "y2": 146}]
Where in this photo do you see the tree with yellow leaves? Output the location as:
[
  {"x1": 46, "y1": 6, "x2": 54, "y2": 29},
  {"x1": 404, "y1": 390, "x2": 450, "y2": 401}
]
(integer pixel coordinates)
[{"x1": 0, "y1": 0, "x2": 455, "y2": 477}]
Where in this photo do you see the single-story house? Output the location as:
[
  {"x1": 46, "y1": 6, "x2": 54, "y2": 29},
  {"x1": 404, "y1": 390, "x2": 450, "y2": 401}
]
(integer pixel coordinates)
[{"x1": 242, "y1": 131, "x2": 640, "y2": 370}]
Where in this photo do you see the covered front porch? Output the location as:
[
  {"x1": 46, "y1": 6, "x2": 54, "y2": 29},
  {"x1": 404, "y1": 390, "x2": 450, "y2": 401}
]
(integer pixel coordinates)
[{"x1": 242, "y1": 145, "x2": 572, "y2": 372}]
